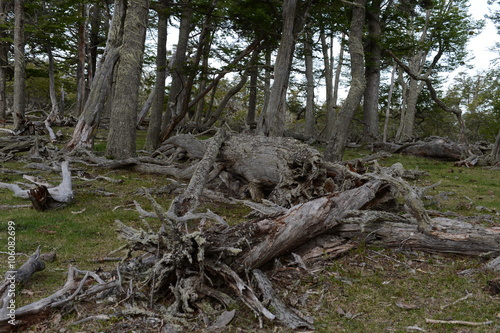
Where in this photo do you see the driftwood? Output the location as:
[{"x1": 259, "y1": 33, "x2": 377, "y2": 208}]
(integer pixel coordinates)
[{"x1": 0, "y1": 161, "x2": 73, "y2": 210}]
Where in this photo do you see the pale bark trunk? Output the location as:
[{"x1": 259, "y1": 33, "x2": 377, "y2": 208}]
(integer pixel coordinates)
[
  {"x1": 363, "y1": 0, "x2": 382, "y2": 142},
  {"x1": 257, "y1": 49, "x2": 272, "y2": 130},
  {"x1": 304, "y1": 23, "x2": 315, "y2": 139},
  {"x1": 383, "y1": 64, "x2": 397, "y2": 142},
  {"x1": 332, "y1": 33, "x2": 345, "y2": 110},
  {"x1": 65, "y1": 0, "x2": 125, "y2": 152},
  {"x1": 324, "y1": 0, "x2": 366, "y2": 162},
  {"x1": 323, "y1": 33, "x2": 345, "y2": 139},
  {"x1": 259, "y1": 0, "x2": 298, "y2": 137},
  {"x1": 13, "y1": 0, "x2": 25, "y2": 132},
  {"x1": 106, "y1": 0, "x2": 149, "y2": 159},
  {"x1": 46, "y1": 45, "x2": 61, "y2": 123},
  {"x1": 397, "y1": 73, "x2": 422, "y2": 141},
  {"x1": 319, "y1": 28, "x2": 333, "y2": 139},
  {"x1": 144, "y1": 1, "x2": 170, "y2": 151},
  {"x1": 75, "y1": 2, "x2": 87, "y2": 116}
]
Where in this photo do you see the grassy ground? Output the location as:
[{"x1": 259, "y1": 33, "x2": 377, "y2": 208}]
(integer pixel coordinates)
[{"x1": 0, "y1": 130, "x2": 499, "y2": 332}]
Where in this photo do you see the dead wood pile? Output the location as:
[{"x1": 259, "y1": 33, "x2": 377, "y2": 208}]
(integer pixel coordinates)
[{"x1": 1, "y1": 131, "x2": 499, "y2": 331}]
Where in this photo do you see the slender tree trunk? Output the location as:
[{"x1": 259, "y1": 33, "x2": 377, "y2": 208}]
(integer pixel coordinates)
[
  {"x1": 46, "y1": 45, "x2": 61, "y2": 124},
  {"x1": 13, "y1": 0, "x2": 25, "y2": 132},
  {"x1": 89, "y1": 3, "x2": 103, "y2": 81},
  {"x1": 257, "y1": 49, "x2": 272, "y2": 130},
  {"x1": 324, "y1": 0, "x2": 366, "y2": 162},
  {"x1": 161, "y1": 0, "x2": 192, "y2": 130},
  {"x1": 258, "y1": 0, "x2": 298, "y2": 136},
  {"x1": 383, "y1": 64, "x2": 397, "y2": 143},
  {"x1": 332, "y1": 33, "x2": 345, "y2": 110},
  {"x1": 363, "y1": 0, "x2": 382, "y2": 142},
  {"x1": 144, "y1": 0, "x2": 170, "y2": 151},
  {"x1": 194, "y1": 30, "x2": 212, "y2": 124},
  {"x1": 319, "y1": 28, "x2": 333, "y2": 139},
  {"x1": 323, "y1": 32, "x2": 345, "y2": 139},
  {"x1": 64, "y1": 0, "x2": 125, "y2": 152},
  {"x1": 106, "y1": 0, "x2": 149, "y2": 159},
  {"x1": 75, "y1": 1, "x2": 87, "y2": 116},
  {"x1": 304, "y1": 23, "x2": 315, "y2": 139},
  {"x1": 246, "y1": 53, "x2": 258, "y2": 129}
]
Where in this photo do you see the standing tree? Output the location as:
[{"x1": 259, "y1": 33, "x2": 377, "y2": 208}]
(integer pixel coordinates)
[
  {"x1": 105, "y1": 0, "x2": 150, "y2": 159},
  {"x1": 65, "y1": 0, "x2": 126, "y2": 151},
  {"x1": 144, "y1": 0, "x2": 171, "y2": 151},
  {"x1": 13, "y1": 0, "x2": 25, "y2": 132},
  {"x1": 258, "y1": 0, "x2": 314, "y2": 136},
  {"x1": 324, "y1": 0, "x2": 367, "y2": 161},
  {"x1": 362, "y1": 0, "x2": 383, "y2": 142}
]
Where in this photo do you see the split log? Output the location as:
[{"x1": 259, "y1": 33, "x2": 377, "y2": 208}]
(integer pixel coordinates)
[{"x1": 335, "y1": 210, "x2": 500, "y2": 256}]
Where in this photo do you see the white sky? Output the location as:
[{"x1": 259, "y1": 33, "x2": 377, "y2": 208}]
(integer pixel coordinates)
[
  {"x1": 466, "y1": 0, "x2": 499, "y2": 70},
  {"x1": 442, "y1": 0, "x2": 499, "y2": 91}
]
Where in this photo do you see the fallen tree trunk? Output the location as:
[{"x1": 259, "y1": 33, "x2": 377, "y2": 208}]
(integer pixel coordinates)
[
  {"x1": 335, "y1": 210, "x2": 500, "y2": 256},
  {"x1": 373, "y1": 138, "x2": 467, "y2": 161}
]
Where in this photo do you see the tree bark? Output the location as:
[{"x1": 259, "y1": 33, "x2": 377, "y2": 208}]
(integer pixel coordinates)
[
  {"x1": 160, "y1": 0, "x2": 192, "y2": 131},
  {"x1": 144, "y1": 1, "x2": 170, "y2": 151},
  {"x1": 106, "y1": 0, "x2": 149, "y2": 159},
  {"x1": 64, "y1": 0, "x2": 125, "y2": 152},
  {"x1": 382, "y1": 64, "x2": 397, "y2": 142},
  {"x1": 13, "y1": 0, "x2": 25, "y2": 132},
  {"x1": 324, "y1": 0, "x2": 366, "y2": 161},
  {"x1": 246, "y1": 50, "x2": 259, "y2": 129},
  {"x1": 259, "y1": 0, "x2": 298, "y2": 137},
  {"x1": 319, "y1": 27, "x2": 334, "y2": 140},
  {"x1": 304, "y1": 22, "x2": 316, "y2": 140},
  {"x1": 46, "y1": 45, "x2": 62, "y2": 124},
  {"x1": 75, "y1": 1, "x2": 87, "y2": 117},
  {"x1": 363, "y1": 0, "x2": 382, "y2": 142}
]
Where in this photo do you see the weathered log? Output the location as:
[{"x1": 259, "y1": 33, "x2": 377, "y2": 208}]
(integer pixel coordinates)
[
  {"x1": 373, "y1": 138, "x2": 466, "y2": 160},
  {"x1": 157, "y1": 133, "x2": 331, "y2": 206},
  {"x1": 335, "y1": 210, "x2": 500, "y2": 256},
  {"x1": 236, "y1": 179, "x2": 387, "y2": 270}
]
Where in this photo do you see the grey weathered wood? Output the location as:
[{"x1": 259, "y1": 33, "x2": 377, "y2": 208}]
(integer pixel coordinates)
[{"x1": 239, "y1": 179, "x2": 385, "y2": 270}]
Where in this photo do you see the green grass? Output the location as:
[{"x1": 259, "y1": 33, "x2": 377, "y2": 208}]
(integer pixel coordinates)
[{"x1": 0, "y1": 133, "x2": 499, "y2": 331}]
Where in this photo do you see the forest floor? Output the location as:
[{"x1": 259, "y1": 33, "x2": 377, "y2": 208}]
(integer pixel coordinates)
[{"x1": 0, "y1": 128, "x2": 499, "y2": 332}]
